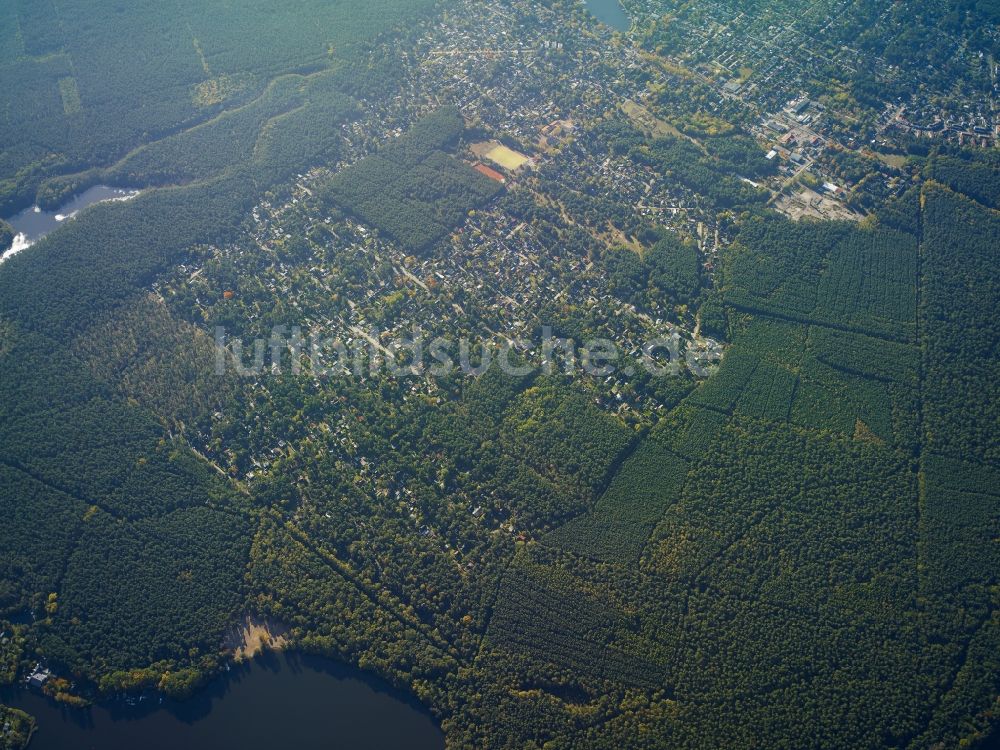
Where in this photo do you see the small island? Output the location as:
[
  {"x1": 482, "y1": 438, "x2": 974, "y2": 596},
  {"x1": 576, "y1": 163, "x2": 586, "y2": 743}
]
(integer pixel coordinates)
[{"x1": 0, "y1": 705, "x2": 35, "y2": 750}]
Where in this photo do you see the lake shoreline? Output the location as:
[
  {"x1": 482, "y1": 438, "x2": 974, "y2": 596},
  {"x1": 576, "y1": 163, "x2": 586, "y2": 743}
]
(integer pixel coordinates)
[
  {"x1": 1, "y1": 648, "x2": 443, "y2": 750},
  {"x1": 582, "y1": 0, "x2": 631, "y2": 32},
  {"x1": 0, "y1": 186, "x2": 141, "y2": 264}
]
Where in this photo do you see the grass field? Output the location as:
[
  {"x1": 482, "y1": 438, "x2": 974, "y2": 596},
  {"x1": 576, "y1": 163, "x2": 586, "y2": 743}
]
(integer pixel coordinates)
[
  {"x1": 622, "y1": 99, "x2": 683, "y2": 139},
  {"x1": 485, "y1": 143, "x2": 531, "y2": 171},
  {"x1": 58, "y1": 77, "x2": 82, "y2": 115}
]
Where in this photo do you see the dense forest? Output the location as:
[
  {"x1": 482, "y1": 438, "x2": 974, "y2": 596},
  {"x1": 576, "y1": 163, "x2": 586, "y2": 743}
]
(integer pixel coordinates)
[
  {"x1": 319, "y1": 107, "x2": 503, "y2": 252},
  {"x1": 36, "y1": 71, "x2": 361, "y2": 208},
  {"x1": 451, "y1": 172, "x2": 998, "y2": 748},
  {"x1": 0, "y1": 220, "x2": 12, "y2": 253},
  {"x1": 600, "y1": 231, "x2": 702, "y2": 309},
  {"x1": 924, "y1": 152, "x2": 1000, "y2": 210},
  {"x1": 0, "y1": 0, "x2": 438, "y2": 214},
  {"x1": 721, "y1": 214, "x2": 918, "y2": 341},
  {"x1": 632, "y1": 136, "x2": 769, "y2": 209}
]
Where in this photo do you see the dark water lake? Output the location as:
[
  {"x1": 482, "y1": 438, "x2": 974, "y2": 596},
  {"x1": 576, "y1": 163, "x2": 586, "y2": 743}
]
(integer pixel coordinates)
[
  {"x1": 583, "y1": 0, "x2": 631, "y2": 31},
  {"x1": 1, "y1": 185, "x2": 139, "y2": 262},
  {"x1": 0, "y1": 652, "x2": 443, "y2": 750}
]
